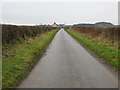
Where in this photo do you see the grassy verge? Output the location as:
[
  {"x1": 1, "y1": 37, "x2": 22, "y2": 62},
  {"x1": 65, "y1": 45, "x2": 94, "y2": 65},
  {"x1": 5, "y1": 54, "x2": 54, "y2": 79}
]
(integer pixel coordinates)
[
  {"x1": 3, "y1": 29, "x2": 59, "y2": 88},
  {"x1": 66, "y1": 29, "x2": 119, "y2": 70}
]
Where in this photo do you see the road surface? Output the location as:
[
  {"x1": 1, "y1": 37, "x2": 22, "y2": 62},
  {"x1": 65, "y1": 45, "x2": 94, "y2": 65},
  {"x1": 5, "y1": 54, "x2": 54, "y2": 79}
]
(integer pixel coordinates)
[{"x1": 18, "y1": 29, "x2": 118, "y2": 88}]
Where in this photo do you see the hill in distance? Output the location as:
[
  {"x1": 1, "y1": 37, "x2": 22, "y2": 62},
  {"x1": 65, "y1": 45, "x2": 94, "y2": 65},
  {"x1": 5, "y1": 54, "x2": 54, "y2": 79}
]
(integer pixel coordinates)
[{"x1": 73, "y1": 22, "x2": 113, "y2": 27}]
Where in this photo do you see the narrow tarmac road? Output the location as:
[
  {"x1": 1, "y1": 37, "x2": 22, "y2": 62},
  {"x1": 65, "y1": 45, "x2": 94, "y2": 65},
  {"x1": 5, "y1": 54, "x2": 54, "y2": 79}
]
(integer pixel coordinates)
[{"x1": 18, "y1": 29, "x2": 118, "y2": 88}]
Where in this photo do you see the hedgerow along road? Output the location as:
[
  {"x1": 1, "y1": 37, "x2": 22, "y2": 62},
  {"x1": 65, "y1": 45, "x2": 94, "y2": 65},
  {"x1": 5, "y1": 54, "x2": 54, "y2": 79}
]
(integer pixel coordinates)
[{"x1": 18, "y1": 29, "x2": 118, "y2": 88}]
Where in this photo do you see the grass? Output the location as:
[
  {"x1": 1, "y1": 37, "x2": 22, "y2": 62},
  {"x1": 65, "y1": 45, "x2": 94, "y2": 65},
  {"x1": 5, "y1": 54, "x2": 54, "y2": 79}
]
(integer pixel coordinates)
[
  {"x1": 66, "y1": 29, "x2": 119, "y2": 70},
  {"x1": 2, "y1": 29, "x2": 59, "y2": 88}
]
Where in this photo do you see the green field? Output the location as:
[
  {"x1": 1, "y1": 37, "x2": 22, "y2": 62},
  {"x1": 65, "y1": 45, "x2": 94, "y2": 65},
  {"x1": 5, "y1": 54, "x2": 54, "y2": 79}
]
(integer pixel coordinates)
[{"x1": 3, "y1": 29, "x2": 59, "y2": 88}]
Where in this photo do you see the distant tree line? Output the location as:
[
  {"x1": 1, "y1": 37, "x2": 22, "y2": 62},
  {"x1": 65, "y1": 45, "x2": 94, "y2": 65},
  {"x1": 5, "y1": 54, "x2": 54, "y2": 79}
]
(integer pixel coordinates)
[{"x1": 73, "y1": 22, "x2": 113, "y2": 27}]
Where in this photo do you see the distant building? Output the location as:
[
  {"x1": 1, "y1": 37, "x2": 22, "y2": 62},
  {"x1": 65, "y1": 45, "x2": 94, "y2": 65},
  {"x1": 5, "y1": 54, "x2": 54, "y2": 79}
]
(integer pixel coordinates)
[{"x1": 52, "y1": 22, "x2": 58, "y2": 27}]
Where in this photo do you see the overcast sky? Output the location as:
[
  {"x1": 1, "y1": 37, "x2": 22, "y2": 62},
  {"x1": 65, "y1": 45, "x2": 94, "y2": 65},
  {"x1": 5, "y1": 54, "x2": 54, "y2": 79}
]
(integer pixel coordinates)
[{"x1": 2, "y1": 2, "x2": 118, "y2": 25}]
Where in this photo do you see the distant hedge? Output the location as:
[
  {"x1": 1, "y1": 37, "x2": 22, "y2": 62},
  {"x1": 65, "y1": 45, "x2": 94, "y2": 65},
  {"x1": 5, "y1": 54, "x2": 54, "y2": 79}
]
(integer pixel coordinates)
[{"x1": 2, "y1": 24, "x2": 57, "y2": 45}]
